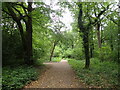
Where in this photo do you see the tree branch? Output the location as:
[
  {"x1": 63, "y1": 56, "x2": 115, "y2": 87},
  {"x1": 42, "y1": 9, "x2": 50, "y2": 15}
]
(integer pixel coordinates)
[
  {"x1": 2, "y1": 9, "x2": 11, "y2": 16},
  {"x1": 12, "y1": 6, "x2": 27, "y2": 23},
  {"x1": 78, "y1": 3, "x2": 85, "y2": 32},
  {"x1": 16, "y1": 3, "x2": 28, "y2": 15},
  {"x1": 91, "y1": 4, "x2": 111, "y2": 26}
]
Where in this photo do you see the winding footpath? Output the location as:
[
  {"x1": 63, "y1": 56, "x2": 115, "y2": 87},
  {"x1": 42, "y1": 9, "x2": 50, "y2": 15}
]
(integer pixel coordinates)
[{"x1": 24, "y1": 60, "x2": 85, "y2": 88}]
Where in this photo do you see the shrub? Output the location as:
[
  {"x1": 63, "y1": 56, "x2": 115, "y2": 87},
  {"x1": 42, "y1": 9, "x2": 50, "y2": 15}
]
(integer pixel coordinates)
[
  {"x1": 62, "y1": 48, "x2": 73, "y2": 58},
  {"x1": 68, "y1": 58, "x2": 119, "y2": 88},
  {"x1": 62, "y1": 48, "x2": 84, "y2": 60},
  {"x1": 54, "y1": 46, "x2": 62, "y2": 57},
  {"x1": 94, "y1": 46, "x2": 111, "y2": 61},
  {"x1": 71, "y1": 48, "x2": 84, "y2": 60},
  {"x1": 2, "y1": 66, "x2": 39, "y2": 90},
  {"x1": 52, "y1": 57, "x2": 62, "y2": 62},
  {"x1": 2, "y1": 30, "x2": 24, "y2": 65}
]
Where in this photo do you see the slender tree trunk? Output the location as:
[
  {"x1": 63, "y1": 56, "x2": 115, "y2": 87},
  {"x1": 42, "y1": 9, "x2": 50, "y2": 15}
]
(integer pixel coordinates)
[
  {"x1": 90, "y1": 43, "x2": 94, "y2": 58},
  {"x1": 101, "y1": 25, "x2": 104, "y2": 44},
  {"x1": 96, "y1": 23, "x2": 101, "y2": 48},
  {"x1": 110, "y1": 35, "x2": 113, "y2": 51},
  {"x1": 90, "y1": 30, "x2": 94, "y2": 58},
  {"x1": 71, "y1": 39, "x2": 74, "y2": 49},
  {"x1": 50, "y1": 41, "x2": 58, "y2": 61}
]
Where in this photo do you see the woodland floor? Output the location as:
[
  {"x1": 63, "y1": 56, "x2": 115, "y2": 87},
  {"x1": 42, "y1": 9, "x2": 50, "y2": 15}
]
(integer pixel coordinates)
[{"x1": 24, "y1": 60, "x2": 86, "y2": 88}]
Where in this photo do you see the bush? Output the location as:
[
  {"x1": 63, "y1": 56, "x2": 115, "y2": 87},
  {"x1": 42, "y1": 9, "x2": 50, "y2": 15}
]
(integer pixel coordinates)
[
  {"x1": 71, "y1": 48, "x2": 84, "y2": 60},
  {"x1": 34, "y1": 59, "x2": 45, "y2": 66},
  {"x1": 2, "y1": 30, "x2": 24, "y2": 65},
  {"x1": 94, "y1": 45, "x2": 119, "y2": 63},
  {"x1": 62, "y1": 48, "x2": 73, "y2": 58},
  {"x1": 52, "y1": 57, "x2": 62, "y2": 62},
  {"x1": 53, "y1": 46, "x2": 62, "y2": 57},
  {"x1": 2, "y1": 66, "x2": 39, "y2": 90},
  {"x1": 68, "y1": 58, "x2": 119, "y2": 88},
  {"x1": 62, "y1": 48, "x2": 84, "y2": 60}
]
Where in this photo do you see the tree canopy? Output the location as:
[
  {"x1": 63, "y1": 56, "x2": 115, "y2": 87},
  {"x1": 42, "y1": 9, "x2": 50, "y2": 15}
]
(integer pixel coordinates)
[{"x1": 2, "y1": 1, "x2": 119, "y2": 89}]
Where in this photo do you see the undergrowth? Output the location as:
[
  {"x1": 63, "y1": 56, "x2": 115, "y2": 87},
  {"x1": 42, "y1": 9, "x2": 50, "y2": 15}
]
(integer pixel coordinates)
[
  {"x1": 2, "y1": 65, "x2": 39, "y2": 90},
  {"x1": 68, "y1": 58, "x2": 119, "y2": 88},
  {"x1": 52, "y1": 57, "x2": 62, "y2": 62}
]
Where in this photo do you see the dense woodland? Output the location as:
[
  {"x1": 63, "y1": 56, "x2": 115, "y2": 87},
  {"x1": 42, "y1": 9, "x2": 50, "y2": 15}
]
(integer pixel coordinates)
[{"x1": 2, "y1": 1, "x2": 120, "y2": 89}]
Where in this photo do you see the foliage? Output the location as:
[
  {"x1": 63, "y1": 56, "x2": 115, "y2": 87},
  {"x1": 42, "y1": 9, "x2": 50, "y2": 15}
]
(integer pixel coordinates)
[
  {"x1": 53, "y1": 46, "x2": 62, "y2": 57},
  {"x1": 95, "y1": 46, "x2": 112, "y2": 61},
  {"x1": 2, "y1": 1, "x2": 119, "y2": 89},
  {"x1": 62, "y1": 48, "x2": 73, "y2": 58},
  {"x1": 34, "y1": 59, "x2": 45, "y2": 66},
  {"x1": 62, "y1": 48, "x2": 84, "y2": 60},
  {"x1": 2, "y1": 66, "x2": 39, "y2": 90},
  {"x1": 2, "y1": 27, "x2": 24, "y2": 65},
  {"x1": 52, "y1": 57, "x2": 62, "y2": 62},
  {"x1": 68, "y1": 58, "x2": 119, "y2": 88}
]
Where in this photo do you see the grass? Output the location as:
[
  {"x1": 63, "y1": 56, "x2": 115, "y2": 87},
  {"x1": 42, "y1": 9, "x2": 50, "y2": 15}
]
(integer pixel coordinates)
[
  {"x1": 68, "y1": 58, "x2": 119, "y2": 88},
  {"x1": 2, "y1": 65, "x2": 39, "y2": 90},
  {"x1": 52, "y1": 57, "x2": 62, "y2": 62}
]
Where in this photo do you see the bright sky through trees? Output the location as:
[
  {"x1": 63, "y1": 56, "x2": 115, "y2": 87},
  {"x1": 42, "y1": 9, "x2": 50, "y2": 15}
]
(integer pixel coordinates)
[
  {"x1": 2, "y1": 1, "x2": 119, "y2": 89},
  {"x1": 44, "y1": 0, "x2": 73, "y2": 31}
]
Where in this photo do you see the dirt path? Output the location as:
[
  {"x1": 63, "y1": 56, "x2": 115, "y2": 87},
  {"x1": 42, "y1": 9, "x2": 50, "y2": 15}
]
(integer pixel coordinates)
[{"x1": 24, "y1": 60, "x2": 85, "y2": 88}]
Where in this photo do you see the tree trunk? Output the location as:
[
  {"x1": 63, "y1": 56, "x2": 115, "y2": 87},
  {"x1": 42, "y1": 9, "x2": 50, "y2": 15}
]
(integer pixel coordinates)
[
  {"x1": 97, "y1": 23, "x2": 101, "y2": 48},
  {"x1": 24, "y1": 2, "x2": 33, "y2": 65},
  {"x1": 83, "y1": 31, "x2": 90, "y2": 68},
  {"x1": 78, "y1": 3, "x2": 90, "y2": 69},
  {"x1": 16, "y1": 21, "x2": 26, "y2": 61},
  {"x1": 50, "y1": 41, "x2": 58, "y2": 61},
  {"x1": 4, "y1": 2, "x2": 33, "y2": 65},
  {"x1": 89, "y1": 30, "x2": 94, "y2": 58},
  {"x1": 90, "y1": 43, "x2": 94, "y2": 58}
]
